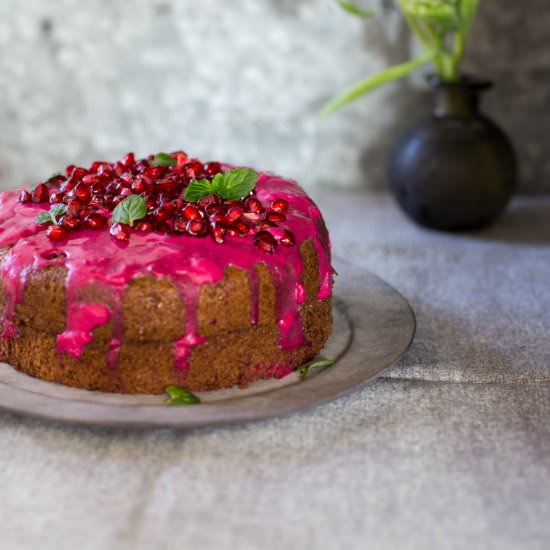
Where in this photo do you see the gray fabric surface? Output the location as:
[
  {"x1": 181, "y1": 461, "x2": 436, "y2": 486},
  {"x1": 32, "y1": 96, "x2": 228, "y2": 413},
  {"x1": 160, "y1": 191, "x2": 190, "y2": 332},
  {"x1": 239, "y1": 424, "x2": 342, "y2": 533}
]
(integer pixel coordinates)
[{"x1": 1, "y1": 193, "x2": 550, "y2": 550}]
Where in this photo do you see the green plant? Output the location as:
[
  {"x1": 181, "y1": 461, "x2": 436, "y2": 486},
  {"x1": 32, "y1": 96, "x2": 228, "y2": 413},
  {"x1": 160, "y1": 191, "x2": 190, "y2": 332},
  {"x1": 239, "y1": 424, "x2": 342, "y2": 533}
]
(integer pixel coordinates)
[{"x1": 322, "y1": 0, "x2": 479, "y2": 117}]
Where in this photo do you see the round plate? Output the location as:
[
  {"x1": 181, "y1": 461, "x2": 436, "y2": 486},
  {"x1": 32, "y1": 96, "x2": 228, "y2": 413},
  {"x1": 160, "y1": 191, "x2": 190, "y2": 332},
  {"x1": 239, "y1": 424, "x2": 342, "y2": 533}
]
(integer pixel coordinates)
[{"x1": 0, "y1": 258, "x2": 415, "y2": 428}]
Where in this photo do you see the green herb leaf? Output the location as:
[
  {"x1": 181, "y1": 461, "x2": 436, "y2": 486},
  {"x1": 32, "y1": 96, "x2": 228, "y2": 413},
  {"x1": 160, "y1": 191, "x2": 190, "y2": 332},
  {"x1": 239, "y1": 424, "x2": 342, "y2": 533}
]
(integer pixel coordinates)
[
  {"x1": 321, "y1": 49, "x2": 436, "y2": 118},
  {"x1": 165, "y1": 385, "x2": 201, "y2": 405},
  {"x1": 337, "y1": 0, "x2": 374, "y2": 18},
  {"x1": 214, "y1": 168, "x2": 259, "y2": 200},
  {"x1": 298, "y1": 358, "x2": 335, "y2": 379},
  {"x1": 184, "y1": 179, "x2": 213, "y2": 202},
  {"x1": 111, "y1": 194, "x2": 147, "y2": 227},
  {"x1": 35, "y1": 212, "x2": 54, "y2": 225},
  {"x1": 35, "y1": 204, "x2": 67, "y2": 225},
  {"x1": 150, "y1": 153, "x2": 177, "y2": 167},
  {"x1": 44, "y1": 172, "x2": 63, "y2": 184}
]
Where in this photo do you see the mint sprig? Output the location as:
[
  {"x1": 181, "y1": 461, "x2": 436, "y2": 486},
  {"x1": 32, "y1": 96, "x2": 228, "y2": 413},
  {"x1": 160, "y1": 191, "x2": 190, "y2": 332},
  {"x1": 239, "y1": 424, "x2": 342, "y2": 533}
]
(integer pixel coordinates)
[
  {"x1": 165, "y1": 385, "x2": 201, "y2": 405},
  {"x1": 184, "y1": 168, "x2": 259, "y2": 202},
  {"x1": 337, "y1": 1, "x2": 374, "y2": 18},
  {"x1": 298, "y1": 359, "x2": 335, "y2": 379},
  {"x1": 111, "y1": 195, "x2": 147, "y2": 226},
  {"x1": 35, "y1": 204, "x2": 67, "y2": 225},
  {"x1": 150, "y1": 153, "x2": 177, "y2": 167}
]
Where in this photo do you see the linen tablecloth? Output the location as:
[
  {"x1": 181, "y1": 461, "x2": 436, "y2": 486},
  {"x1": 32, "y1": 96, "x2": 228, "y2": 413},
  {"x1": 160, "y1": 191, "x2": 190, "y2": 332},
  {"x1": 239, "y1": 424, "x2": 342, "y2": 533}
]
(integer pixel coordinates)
[{"x1": 1, "y1": 192, "x2": 549, "y2": 550}]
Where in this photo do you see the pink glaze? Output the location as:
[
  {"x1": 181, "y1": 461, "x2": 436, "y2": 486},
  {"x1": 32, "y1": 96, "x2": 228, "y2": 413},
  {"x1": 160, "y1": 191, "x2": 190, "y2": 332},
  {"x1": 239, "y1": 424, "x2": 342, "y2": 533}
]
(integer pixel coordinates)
[
  {"x1": 0, "y1": 170, "x2": 332, "y2": 374},
  {"x1": 56, "y1": 303, "x2": 111, "y2": 359}
]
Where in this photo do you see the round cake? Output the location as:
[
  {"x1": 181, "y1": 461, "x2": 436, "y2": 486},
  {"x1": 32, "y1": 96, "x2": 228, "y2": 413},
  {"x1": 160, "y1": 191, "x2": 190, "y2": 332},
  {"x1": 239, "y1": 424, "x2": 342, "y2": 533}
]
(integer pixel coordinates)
[{"x1": 0, "y1": 152, "x2": 333, "y2": 393}]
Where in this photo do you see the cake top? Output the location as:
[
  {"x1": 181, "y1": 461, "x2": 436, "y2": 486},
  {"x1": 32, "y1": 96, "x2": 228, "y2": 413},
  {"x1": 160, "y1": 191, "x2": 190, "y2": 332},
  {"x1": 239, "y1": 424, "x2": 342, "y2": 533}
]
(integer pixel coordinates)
[{"x1": 0, "y1": 152, "x2": 332, "y2": 365}]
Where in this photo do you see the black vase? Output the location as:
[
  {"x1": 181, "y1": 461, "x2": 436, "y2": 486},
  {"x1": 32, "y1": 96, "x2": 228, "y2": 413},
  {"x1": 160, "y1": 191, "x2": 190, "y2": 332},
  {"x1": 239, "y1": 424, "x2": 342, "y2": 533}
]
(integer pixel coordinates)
[{"x1": 389, "y1": 76, "x2": 517, "y2": 231}]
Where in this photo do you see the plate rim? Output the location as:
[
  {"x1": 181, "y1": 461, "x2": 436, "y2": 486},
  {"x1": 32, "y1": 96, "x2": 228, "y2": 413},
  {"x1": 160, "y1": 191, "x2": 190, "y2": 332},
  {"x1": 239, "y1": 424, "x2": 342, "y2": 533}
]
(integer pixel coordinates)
[{"x1": 0, "y1": 260, "x2": 416, "y2": 429}]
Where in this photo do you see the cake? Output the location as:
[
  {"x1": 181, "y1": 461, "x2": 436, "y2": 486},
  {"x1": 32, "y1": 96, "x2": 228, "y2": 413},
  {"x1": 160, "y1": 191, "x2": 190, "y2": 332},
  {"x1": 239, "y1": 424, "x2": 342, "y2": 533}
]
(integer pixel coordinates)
[{"x1": 0, "y1": 152, "x2": 333, "y2": 393}]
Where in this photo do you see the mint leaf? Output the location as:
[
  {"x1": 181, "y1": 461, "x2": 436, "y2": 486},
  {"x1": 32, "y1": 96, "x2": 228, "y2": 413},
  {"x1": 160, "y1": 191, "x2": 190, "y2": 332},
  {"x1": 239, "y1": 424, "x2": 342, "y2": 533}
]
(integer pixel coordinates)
[
  {"x1": 150, "y1": 153, "x2": 177, "y2": 167},
  {"x1": 111, "y1": 195, "x2": 147, "y2": 227},
  {"x1": 35, "y1": 212, "x2": 54, "y2": 225},
  {"x1": 298, "y1": 359, "x2": 335, "y2": 379},
  {"x1": 165, "y1": 385, "x2": 200, "y2": 405},
  {"x1": 337, "y1": 0, "x2": 374, "y2": 18},
  {"x1": 35, "y1": 204, "x2": 67, "y2": 225},
  {"x1": 184, "y1": 179, "x2": 213, "y2": 202},
  {"x1": 214, "y1": 168, "x2": 258, "y2": 200},
  {"x1": 44, "y1": 172, "x2": 63, "y2": 184}
]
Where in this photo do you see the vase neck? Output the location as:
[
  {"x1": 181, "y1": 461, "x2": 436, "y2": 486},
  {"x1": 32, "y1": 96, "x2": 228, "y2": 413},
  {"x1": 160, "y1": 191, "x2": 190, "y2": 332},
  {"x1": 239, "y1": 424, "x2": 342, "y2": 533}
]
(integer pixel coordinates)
[{"x1": 429, "y1": 77, "x2": 492, "y2": 119}]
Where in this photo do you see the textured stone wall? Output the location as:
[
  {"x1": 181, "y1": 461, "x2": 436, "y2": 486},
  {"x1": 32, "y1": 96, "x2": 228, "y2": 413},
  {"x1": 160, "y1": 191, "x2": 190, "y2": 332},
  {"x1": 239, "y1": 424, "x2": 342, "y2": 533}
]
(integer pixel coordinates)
[{"x1": 0, "y1": 0, "x2": 548, "y2": 193}]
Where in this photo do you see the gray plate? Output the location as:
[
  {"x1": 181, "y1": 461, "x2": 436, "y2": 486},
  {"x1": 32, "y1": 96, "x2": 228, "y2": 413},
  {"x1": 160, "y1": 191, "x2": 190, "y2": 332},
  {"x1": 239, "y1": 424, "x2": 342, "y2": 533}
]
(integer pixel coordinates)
[{"x1": 0, "y1": 258, "x2": 415, "y2": 428}]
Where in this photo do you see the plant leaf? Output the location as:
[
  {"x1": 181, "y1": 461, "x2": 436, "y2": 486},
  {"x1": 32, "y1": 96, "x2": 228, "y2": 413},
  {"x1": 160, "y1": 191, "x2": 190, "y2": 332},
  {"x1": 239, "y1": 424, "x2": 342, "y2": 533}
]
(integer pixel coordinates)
[
  {"x1": 336, "y1": 0, "x2": 374, "y2": 18},
  {"x1": 150, "y1": 153, "x2": 177, "y2": 167},
  {"x1": 165, "y1": 385, "x2": 201, "y2": 405},
  {"x1": 111, "y1": 194, "x2": 147, "y2": 226},
  {"x1": 35, "y1": 211, "x2": 54, "y2": 225},
  {"x1": 35, "y1": 204, "x2": 67, "y2": 225},
  {"x1": 298, "y1": 359, "x2": 335, "y2": 379},
  {"x1": 215, "y1": 168, "x2": 259, "y2": 200},
  {"x1": 460, "y1": 0, "x2": 478, "y2": 33},
  {"x1": 321, "y1": 49, "x2": 436, "y2": 118},
  {"x1": 184, "y1": 179, "x2": 213, "y2": 202}
]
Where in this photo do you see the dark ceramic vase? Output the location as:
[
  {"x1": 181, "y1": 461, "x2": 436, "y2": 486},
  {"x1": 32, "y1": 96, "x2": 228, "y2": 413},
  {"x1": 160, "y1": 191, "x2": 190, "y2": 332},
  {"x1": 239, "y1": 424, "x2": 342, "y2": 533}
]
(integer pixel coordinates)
[{"x1": 389, "y1": 76, "x2": 517, "y2": 231}]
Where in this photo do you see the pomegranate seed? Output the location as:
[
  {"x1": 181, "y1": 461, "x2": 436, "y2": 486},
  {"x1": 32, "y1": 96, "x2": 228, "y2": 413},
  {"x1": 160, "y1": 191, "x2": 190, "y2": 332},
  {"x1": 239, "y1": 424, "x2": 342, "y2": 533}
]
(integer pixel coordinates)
[
  {"x1": 60, "y1": 179, "x2": 76, "y2": 193},
  {"x1": 118, "y1": 188, "x2": 132, "y2": 197},
  {"x1": 184, "y1": 161, "x2": 204, "y2": 179},
  {"x1": 226, "y1": 206, "x2": 244, "y2": 224},
  {"x1": 173, "y1": 217, "x2": 187, "y2": 232},
  {"x1": 78, "y1": 206, "x2": 93, "y2": 219},
  {"x1": 19, "y1": 190, "x2": 31, "y2": 203},
  {"x1": 209, "y1": 211, "x2": 226, "y2": 224},
  {"x1": 97, "y1": 164, "x2": 113, "y2": 178},
  {"x1": 232, "y1": 217, "x2": 250, "y2": 236},
  {"x1": 74, "y1": 184, "x2": 91, "y2": 203},
  {"x1": 204, "y1": 162, "x2": 222, "y2": 176},
  {"x1": 89, "y1": 195, "x2": 103, "y2": 208},
  {"x1": 266, "y1": 211, "x2": 286, "y2": 222},
  {"x1": 46, "y1": 225, "x2": 66, "y2": 241},
  {"x1": 60, "y1": 216, "x2": 81, "y2": 231},
  {"x1": 205, "y1": 203, "x2": 223, "y2": 216},
  {"x1": 119, "y1": 172, "x2": 134, "y2": 186},
  {"x1": 226, "y1": 228, "x2": 238, "y2": 237},
  {"x1": 244, "y1": 196, "x2": 264, "y2": 214},
  {"x1": 197, "y1": 194, "x2": 219, "y2": 208},
  {"x1": 181, "y1": 204, "x2": 202, "y2": 220},
  {"x1": 103, "y1": 194, "x2": 115, "y2": 207},
  {"x1": 123, "y1": 152, "x2": 135, "y2": 167},
  {"x1": 156, "y1": 176, "x2": 180, "y2": 193},
  {"x1": 91, "y1": 182, "x2": 106, "y2": 195},
  {"x1": 84, "y1": 213, "x2": 107, "y2": 229},
  {"x1": 135, "y1": 221, "x2": 152, "y2": 232},
  {"x1": 114, "y1": 162, "x2": 126, "y2": 176},
  {"x1": 144, "y1": 165, "x2": 165, "y2": 179},
  {"x1": 271, "y1": 198, "x2": 289, "y2": 213},
  {"x1": 90, "y1": 161, "x2": 105, "y2": 172},
  {"x1": 186, "y1": 219, "x2": 206, "y2": 236},
  {"x1": 172, "y1": 199, "x2": 184, "y2": 211},
  {"x1": 153, "y1": 206, "x2": 172, "y2": 223},
  {"x1": 66, "y1": 200, "x2": 81, "y2": 217},
  {"x1": 254, "y1": 231, "x2": 277, "y2": 254},
  {"x1": 110, "y1": 222, "x2": 130, "y2": 241},
  {"x1": 144, "y1": 196, "x2": 156, "y2": 211},
  {"x1": 210, "y1": 222, "x2": 226, "y2": 244},
  {"x1": 131, "y1": 178, "x2": 145, "y2": 194},
  {"x1": 174, "y1": 151, "x2": 189, "y2": 168},
  {"x1": 256, "y1": 220, "x2": 276, "y2": 230},
  {"x1": 69, "y1": 167, "x2": 88, "y2": 182},
  {"x1": 81, "y1": 174, "x2": 98, "y2": 186},
  {"x1": 280, "y1": 229, "x2": 295, "y2": 247},
  {"x1": 156, "y1": 222, "x2": 171, "y2": 233},
  {"x1": 65, "y1": 164, "x2": 75, "y2": 177},
  {"x1": 49, "y1": 192, "x2": 64, "y2": 204},
  {"x1": 32, "y1": 183, "x2": 49, "y2": 203}
]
